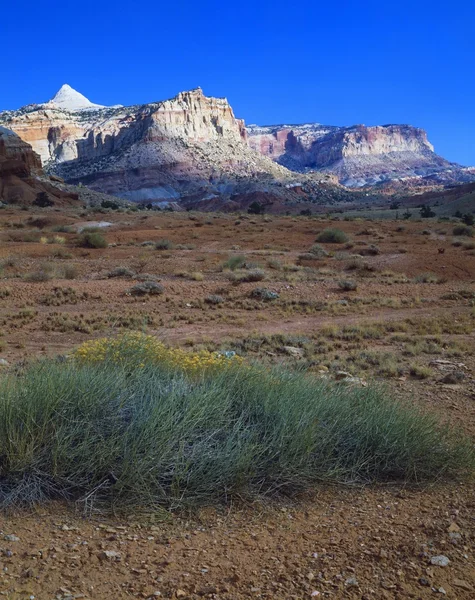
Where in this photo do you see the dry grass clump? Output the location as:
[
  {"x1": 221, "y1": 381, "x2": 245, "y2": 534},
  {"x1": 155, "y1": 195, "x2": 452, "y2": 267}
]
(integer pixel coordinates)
[
  {"x1": 227, "y1": 269, "x2": 266, "y2": 284},
  {"x1": 409, "y1": 363, "x2": 434, "y2": 380}
]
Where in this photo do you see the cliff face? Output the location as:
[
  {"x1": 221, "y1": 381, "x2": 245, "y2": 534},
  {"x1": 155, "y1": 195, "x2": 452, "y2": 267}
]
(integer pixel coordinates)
[
  {"x1": 0, "y1": 87, "x2": 283, "y2": 202},
  {"x1": 0, "y1": 125, "x2": 42, "y2": 175},
  {"x1": 247, "y1": 123, "x2": 473, "y2": 188},
  {"x1": 0, "y1": 126, "x2": 79, "y2": 205},
  {"x1": 2, "y1": 85, "x2": 473, "y2": 201}
]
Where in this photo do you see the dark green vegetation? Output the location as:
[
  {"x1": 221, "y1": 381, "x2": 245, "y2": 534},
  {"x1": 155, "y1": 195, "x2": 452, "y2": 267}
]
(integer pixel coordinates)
[
  {"x1": 78, "y1": 231, "x2": 108, "y2": 248},
  {"x1": 316, "y1": 228, "x2": 349, "y2": 243},
  {"x1": 0, "y1": 358, "x2": 472, "y2": 510}
]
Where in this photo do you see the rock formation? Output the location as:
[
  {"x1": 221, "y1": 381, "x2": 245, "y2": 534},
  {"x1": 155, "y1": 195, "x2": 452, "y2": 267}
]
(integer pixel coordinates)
[
  {"x1": 0, "y1": 126, "x2": 79, "y2": 206},
  {"x1": 2, "y1": 85, "x2": 473, "y2": 204},
  {"x1": 247, "y1": 123, "x2": 475, "y2": 188},
  {"x1": 0, "y1": 86, "x2": 294, "y2": 203}
]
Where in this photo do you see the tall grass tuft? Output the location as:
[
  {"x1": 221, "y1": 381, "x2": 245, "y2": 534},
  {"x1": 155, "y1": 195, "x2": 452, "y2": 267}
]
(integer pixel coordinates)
[{"x1": 0, "y1": 356, "x2": 472, "y2": 510}]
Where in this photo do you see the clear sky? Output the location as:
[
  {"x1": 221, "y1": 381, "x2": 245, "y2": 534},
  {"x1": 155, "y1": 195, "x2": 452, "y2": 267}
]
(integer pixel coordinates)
[{"x1": 1, "y1": 0, "x2": 474, "y2": 165}]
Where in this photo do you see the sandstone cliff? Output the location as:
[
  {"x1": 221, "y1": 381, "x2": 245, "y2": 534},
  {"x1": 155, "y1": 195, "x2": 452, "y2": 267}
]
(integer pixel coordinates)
[
  {"x1": 0, "y1": 127, "x2": 81, "y2": 206},
  {"x1": 247, "y1": 123, "x2": 474, "y2": 188},
  {"x1": 0, "y1": 87, "x2": 291, "y2": 203},
  {"x1": 2, "y1": 85, "x2": 472, "y2": 203}
]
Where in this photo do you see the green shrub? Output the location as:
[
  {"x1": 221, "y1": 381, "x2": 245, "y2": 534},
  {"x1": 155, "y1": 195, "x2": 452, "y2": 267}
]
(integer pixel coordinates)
[
  {"x1": 308, "y1": 244, "x2": 329, "y2": 258},
  {"x1": 338, "y1": 279, "x2": 357, "y2": 291},
  {"x1": 205, "y1": 294, "x2": 224, "y2": 305},
  {"x1": 316, "y1": 228, "x2": 349, "y2": 244},
  {"x1": 24, "y1": 263, "x2": 56, "y2": 282},
  {"x1": 108, "y1": 267, "x2": 136, "y2": 278},
  {"x1": 128, "y1": 281, "x2": 164, "y2": 296},
  {"x1": 250, "y1": 287, "x2": 279, "y2": 300},
  {"x1": 79, "y1": 232, "x2": 108, "y2": 249},
  {"x1": 222, "y1": 255, "x2": 247, "y2": 271},
  {"x1": 0, "y1": 358, "x2": 471, "y2": 509},
  {"x1": 155, "y1": 239, "x2": 173, "y2": 250}
]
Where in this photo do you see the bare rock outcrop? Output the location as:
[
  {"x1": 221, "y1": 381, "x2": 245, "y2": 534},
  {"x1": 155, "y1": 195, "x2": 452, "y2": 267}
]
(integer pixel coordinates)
[
  {"x1": 0, "y1": 126, "x2": 79, "y2": 206},
  {"x1": 247, "y1": 123, "x2": 475, "y2": 188},
  {"x1": 0, "y1": 87, "x2": 291, "y2": 203}
]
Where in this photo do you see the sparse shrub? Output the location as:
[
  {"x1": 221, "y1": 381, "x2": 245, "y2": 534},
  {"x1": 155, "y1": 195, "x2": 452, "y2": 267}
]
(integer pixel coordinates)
[
  {"x1": 415, "y1": 272, "x2": 439, "y2": 283},
  {"x1": 108, "y1": 267, "x2": 136, "y2": 279},
  {"x1": 33, "y1": 191, "x2": 54, "y2": 208},
  {"x1": 250, "y1": 287, "x2": 279, "y2": 301},
  {"x1": 409, "y1": 364, "x2": 433, "y2": 380},
  {"x1": 61, "y1": 264, "x2": 79, "y2": 280},
  {"x1": 453, "y1": 225, "x2": 473, "y2": 237},
  {"x1": 128, "y1": 281, "x2": 164, "y2": 296},
  {"x1": 25, "y1": 263, "x2": 56, "y2": 282},
  {"x1": 79, "y1": 232, "x2": 108, "y2": 249},
  {"x1": 230, "y1": 269, "x2": 266, "y2": 283},
  {"x1": 316, "y1": 228, "x2": 349, "y2": 244},
  {"x1": 101, "y1": 199, "x2": 120, "y2": 210},
  {"x1": 308, "y1": 244, "x2": 329, "y2": 258},
  {"x1": 135, "y1": 274, "x2": 161, "y2": 282},
  {"x1": 190, "y1": 271, "x2": 204, "y2": 281},
  {"x1": 441, "y1": 371, "x2": 465, "y2": 384},
  {"x1": 205, "y1": 294, "x2": 224, "y2": 305},
  {"x1": 248, "y1": 201, "x2": 265, "y2": 215},
  {"x1": 338, "y1": 279, "x2": 357, "y2": 291},
  {"x1": 222, "y1": 255, "x2": 247, "y2": 271},
  {"x1": 358, "y1": 244, "x2": 380, "y2": 256},
  {"x1": 52, "y1": 225, "x2": 74, "y2": 233},
  {"x1": 155, "y1": 239, "x2": 173, "y2": 250},
  {"x1": 267, "y1": 258, "x2": 282, "y2": 270},
  {"x1": 461, "y1": 213, "x2": 474, "y2": 226},
  {"x1": 51, "y1": 248, "x2": 73, "y2": 259},
  {"x1": 420, "y1": 205, "x2": 436, "y2": 218},
  {"x1": 52, "y1": 235, "x2": 66, "y2": 245},
  {"x1": 344, "y1": 259, "x2": 375, "y2": 274}
]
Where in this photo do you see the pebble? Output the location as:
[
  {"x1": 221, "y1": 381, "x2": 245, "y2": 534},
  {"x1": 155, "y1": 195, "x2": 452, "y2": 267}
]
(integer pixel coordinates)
[
  {"x1": 98, "y1": 550, "x2": 121, "y2": 561},
  {"x1": 3, "y1": 534, "x2": 19, "y2": 542},
  {"x1": 430, "y1": 555, "x2": 450, "y2": 567},
  {"x1": 0, "y1": 359, "x2": 9, "y2": 367},
  {"x1": 345, "y1": 576, "x2": 358, "y2": 587}
]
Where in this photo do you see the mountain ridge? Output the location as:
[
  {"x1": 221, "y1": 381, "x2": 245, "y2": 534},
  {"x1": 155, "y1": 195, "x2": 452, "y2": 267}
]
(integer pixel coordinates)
[{"x1": 1, "y1": 85, "x2": 474, "y2": 204}]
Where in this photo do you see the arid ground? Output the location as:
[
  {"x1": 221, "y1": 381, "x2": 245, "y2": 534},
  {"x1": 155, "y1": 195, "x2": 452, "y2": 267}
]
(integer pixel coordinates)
[{"x1": 0, "y1": 207, "x2": 474, "y2": 599}]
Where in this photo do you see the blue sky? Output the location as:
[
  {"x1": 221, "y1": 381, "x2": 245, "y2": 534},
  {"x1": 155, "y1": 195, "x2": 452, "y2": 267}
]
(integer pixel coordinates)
[{"x1": 1, "y1": 0, "x2": 474, "y2": 164}]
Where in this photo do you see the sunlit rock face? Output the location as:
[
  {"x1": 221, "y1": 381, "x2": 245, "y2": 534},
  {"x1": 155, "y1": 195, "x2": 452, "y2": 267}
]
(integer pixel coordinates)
[
  {"x1": 0, "y1": 126, "x2": 78, "y2": 205},
  {"x1": 2, "y1": 85, "x2": 474, "y2": 201},
  {"x1": 247, "y1": 123, "x2": 474, "y2": 187},
  {"x1": 0, "y1": 86, "x2": 286, "y2": 201}
]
